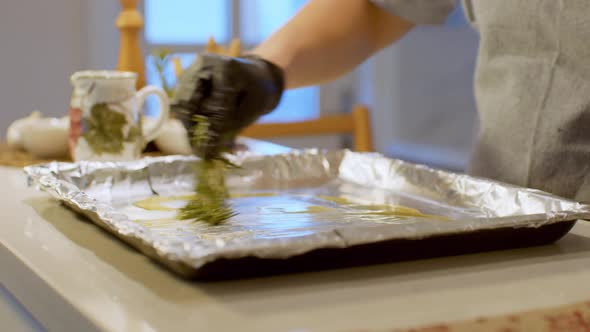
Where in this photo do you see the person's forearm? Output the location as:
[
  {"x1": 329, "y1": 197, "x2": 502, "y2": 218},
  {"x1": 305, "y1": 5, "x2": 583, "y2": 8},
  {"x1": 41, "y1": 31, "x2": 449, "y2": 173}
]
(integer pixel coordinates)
[{"x1": 251, "y1": 0, "x2": 414, "y2": 89}]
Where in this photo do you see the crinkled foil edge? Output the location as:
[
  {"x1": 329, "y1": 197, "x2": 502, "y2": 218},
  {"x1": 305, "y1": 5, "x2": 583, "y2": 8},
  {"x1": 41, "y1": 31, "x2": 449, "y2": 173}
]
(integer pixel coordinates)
[{"x1": 24, "y1": 150, "x2": 590, "y2": 274}]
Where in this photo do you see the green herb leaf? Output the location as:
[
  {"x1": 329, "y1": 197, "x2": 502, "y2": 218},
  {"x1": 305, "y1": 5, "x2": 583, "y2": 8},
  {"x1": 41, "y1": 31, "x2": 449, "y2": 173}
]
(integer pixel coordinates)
[
  {"x1": 176, "y1": 116, "x2": 237, "y2": 225},
  {"x1": 83, "y1": 103, "x2": 127, "y2": 155},
  {"x1": 126, "y1": 124, "x2": 141, "y2": 142},
  {"x1": 151, "y1": 48, "x2": 175, "y2": 100}
]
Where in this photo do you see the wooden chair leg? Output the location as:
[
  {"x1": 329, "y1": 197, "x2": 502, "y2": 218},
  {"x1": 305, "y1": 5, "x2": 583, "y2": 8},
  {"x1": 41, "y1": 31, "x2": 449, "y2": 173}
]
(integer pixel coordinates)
[
  {"x1": 352, "y1": 105, "x2": 374, "y2": 152},
  {"x1": 116, "y1": 0, "x2": 145, "y2": 89}
]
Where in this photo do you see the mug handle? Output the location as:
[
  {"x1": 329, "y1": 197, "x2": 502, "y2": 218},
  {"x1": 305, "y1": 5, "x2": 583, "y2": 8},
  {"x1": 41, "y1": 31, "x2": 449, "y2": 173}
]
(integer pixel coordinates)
[{"x1": 136, "y1": 85, "x2": 170, "y2": 142}]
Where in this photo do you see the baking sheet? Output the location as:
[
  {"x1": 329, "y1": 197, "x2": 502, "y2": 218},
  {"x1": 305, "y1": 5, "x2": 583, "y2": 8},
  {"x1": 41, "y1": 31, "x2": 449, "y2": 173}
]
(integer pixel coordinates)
[{"x1": 25, "y1": 150, "x2": 590, "y2": 277}]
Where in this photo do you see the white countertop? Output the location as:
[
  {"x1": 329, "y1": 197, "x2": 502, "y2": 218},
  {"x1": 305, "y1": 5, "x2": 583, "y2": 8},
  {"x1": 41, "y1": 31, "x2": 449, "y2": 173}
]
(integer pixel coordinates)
[{"x1": 2, "y1": 139, "x2": 590, "y2": 332}]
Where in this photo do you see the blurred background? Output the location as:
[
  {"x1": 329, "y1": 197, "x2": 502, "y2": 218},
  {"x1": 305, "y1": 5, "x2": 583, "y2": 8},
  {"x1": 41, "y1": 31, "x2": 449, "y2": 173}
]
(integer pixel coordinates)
[{"x1": 0, "y1": 0, "x2": 478, "y2": 171}]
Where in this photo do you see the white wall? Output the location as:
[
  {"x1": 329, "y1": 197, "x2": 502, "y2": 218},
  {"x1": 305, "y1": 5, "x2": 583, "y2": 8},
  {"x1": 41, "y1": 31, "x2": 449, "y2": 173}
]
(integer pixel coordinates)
[
  {"x1": 82, "y1": 1, "x2": 120, "y2": 70},
  {"x1": 0, "y1": 0, "x2": 81, "y2": 134},
  {"x1": 0, "y1": 1, "x2": 119, "y2": 135}
]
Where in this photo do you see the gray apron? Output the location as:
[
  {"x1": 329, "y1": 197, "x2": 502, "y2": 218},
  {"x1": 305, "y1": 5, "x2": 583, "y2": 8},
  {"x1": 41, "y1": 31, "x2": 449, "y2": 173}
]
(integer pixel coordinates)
[{"x1": 373, "y1": 0, "x2": 590, "y2": 201}]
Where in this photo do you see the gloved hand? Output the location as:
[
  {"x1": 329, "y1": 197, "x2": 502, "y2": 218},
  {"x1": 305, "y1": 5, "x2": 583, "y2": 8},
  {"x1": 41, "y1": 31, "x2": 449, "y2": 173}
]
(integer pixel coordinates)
[{"x1": 171, "y1": 54, "x2": 284, "y2": 160}]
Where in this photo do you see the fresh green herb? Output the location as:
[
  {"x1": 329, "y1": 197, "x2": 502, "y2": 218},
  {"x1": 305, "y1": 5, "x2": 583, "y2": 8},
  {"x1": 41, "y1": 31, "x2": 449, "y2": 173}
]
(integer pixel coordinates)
[
  {"x1": 177, "y1": 160, "x2": 237, "y2": 225},
  {"x1": 176, "y1": 115, "x2": 237, "y2": 225},
  {"x1": 83, "y1": 103, "x2": 127, "y2": 154},
  {"x1": 152, "y1": 48, "x2": 175, "y2": 99},
  {"x1": 126, "y1": 124, "x2": 141, "y2": 142}
]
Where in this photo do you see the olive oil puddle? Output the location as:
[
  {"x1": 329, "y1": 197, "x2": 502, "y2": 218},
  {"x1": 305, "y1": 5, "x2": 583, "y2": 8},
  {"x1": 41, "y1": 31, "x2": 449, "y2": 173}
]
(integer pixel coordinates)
[
  {"x1": 133, "y1": 193, "x2": 442, "y2": 221},
  {"x1": 134, "y1": 192, "x2": 276, "y2": 212}
]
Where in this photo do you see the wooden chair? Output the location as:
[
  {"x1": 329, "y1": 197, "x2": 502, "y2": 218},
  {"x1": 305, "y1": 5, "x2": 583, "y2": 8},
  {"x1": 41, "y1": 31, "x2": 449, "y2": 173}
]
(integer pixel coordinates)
[{"x1": 241, "y1": 105, "x2": 374, "y2": 152}]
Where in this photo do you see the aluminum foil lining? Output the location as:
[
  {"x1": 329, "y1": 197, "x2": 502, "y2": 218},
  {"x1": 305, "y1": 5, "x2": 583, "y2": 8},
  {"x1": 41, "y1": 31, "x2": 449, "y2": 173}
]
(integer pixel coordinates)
[{"x1": 24, "y1": 150, "x2": 590, "y2": 276}]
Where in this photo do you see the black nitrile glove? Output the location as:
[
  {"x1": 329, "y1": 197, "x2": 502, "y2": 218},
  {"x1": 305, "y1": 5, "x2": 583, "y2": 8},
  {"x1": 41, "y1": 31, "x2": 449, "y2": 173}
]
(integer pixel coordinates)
[{"x1": 171, "y1": 54, "x2": 284, "y2": 159}]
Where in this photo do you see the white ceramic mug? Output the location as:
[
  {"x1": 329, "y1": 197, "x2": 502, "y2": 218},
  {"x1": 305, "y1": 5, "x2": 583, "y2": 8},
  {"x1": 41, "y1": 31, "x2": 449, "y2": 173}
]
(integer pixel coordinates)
[{"x1": 69, "y1": 70, "x2": 169, "y2": 161}]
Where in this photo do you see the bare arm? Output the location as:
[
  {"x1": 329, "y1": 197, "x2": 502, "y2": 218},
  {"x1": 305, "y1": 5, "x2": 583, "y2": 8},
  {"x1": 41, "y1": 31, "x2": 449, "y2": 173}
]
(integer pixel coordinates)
[{"x1": 251, "y1": 0, "x2": 415, "y2": 89}]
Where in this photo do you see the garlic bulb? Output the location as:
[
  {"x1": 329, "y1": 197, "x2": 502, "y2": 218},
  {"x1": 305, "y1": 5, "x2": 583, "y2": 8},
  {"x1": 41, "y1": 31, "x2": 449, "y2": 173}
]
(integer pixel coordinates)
[{"x1": 6, "y1": 111, "x2": 42, "y2": 150}]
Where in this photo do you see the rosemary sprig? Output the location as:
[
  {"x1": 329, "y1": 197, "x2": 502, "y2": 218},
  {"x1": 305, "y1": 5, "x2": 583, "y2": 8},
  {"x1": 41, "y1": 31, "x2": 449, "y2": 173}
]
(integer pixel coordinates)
[
  {"x1": 177, "y1": 160, "x2": 237, "y2": 225},
  {"x1": 152, "y1": 48, "x2": 175, "y2": 99},
  {"x1": 176, "y1": 115, "x2": 237, "y2": 225}
]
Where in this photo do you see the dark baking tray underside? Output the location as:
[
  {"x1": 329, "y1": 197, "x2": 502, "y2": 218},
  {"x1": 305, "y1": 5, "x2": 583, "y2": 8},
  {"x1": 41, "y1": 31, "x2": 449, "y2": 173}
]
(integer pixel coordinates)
[{"x1": 172, "y1": 220, "x2": 577, "y2": 280}]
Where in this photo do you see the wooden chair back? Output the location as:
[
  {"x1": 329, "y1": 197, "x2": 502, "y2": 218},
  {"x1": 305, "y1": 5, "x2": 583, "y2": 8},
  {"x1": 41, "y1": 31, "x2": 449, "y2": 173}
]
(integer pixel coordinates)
[{"x1": 241, "y1": 105, "x2": 374, "y2": 152}]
